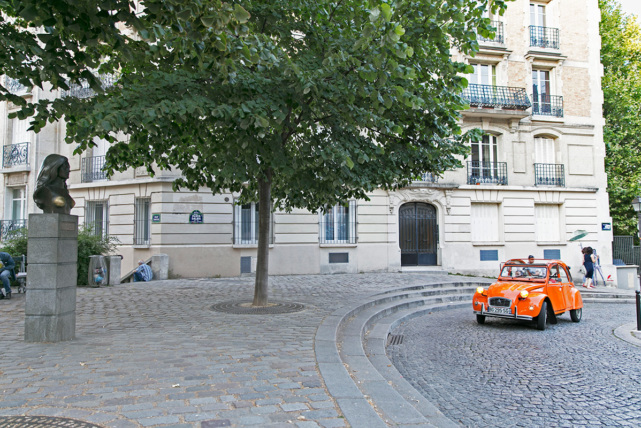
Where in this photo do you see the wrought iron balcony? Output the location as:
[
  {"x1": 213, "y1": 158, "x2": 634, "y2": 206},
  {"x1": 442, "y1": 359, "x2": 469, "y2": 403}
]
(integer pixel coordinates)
[
  {"x1": 0, "y1": 219, "x2": 26, "y2": 241},
  {"x1": 4, "y1": 77, "x2": 28, "y2": 94},
  {"x1": 2, "y1": 142, "x2": 29, "y2": 168},
  {"x1": 61, "y1": 74, "x2": 118, "y2": 99},
  {"x1": 81, "y1": 155, "x2": 107, "y2": 183},
  {"x1": 532, "y1": 94, "x2": 564, "y2": 117},
  {"x1": 413, "y1": 172, "x2": 439, "y2": 183},
  {"x1": 462, "y1": 84, "x2": 531, "y2": 110},
  {"x1": 534, "y1": 163, "x2": 565, "y2": 187},
  {"x1": 529, "y1": 26, "x2": 560, "y2": 49},
  {"x1": 478, "y1": 21, "x2": 505, "y2": 44},
  {"x1": 467, "y1": 161, "x2": 508, "y2": 185}
]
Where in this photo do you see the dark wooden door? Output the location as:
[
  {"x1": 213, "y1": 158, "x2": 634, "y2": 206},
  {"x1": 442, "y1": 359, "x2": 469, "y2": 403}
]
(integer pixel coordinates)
[{"x1": 399, "y1": 203, "x2": 438, "y2": 266}]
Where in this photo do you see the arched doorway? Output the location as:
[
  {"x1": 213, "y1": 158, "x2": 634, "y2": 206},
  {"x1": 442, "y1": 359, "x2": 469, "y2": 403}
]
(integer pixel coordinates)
[{"x1": 399, "y1": 203, "x2": 438, "y2": 266}]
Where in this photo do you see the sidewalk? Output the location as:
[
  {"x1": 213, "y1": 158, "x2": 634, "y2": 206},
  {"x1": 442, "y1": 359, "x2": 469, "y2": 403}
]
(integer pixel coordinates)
[
  {"x1": 0, "y1": 272, "x2": 450, "y2": 428},
  {"x1": 0, "y1": 273, "x2": 637, "y2": 428}
]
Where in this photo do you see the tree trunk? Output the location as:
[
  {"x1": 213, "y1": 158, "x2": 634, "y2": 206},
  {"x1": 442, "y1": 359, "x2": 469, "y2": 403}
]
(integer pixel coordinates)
[{"x1": 253, "y1": 170, "x2": 272, "y2": 306}]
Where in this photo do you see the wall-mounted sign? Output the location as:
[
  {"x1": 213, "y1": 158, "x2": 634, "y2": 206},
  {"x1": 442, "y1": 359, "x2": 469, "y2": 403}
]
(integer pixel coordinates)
[
  {"x1": 602, "y1": 222, "x2": 612, "y2": 231},
  {"x1": 152, "y1": 214, "x2": 161, "y2": 223},
  {"x1": 189, "y1": 210, "x2": 204, "y2": 224}
]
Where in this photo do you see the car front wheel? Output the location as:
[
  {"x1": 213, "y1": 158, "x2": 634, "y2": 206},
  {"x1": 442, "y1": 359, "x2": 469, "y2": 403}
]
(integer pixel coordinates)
[
  {"x1": 536, "y1": 301, "x2": 547, "y2": 331},
  {"x1": 570, "y1": 307, "x2": 582, "y2": 322},
  {"x1": 476, "y1": 314, "x2": 486, "y2": 325}
]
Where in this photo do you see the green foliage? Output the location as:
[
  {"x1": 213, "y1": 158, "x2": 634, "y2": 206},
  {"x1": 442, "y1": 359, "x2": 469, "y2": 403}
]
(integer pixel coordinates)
[
  {"x1": 600, "y1": 0, "x2": 641, "y2": 236},
  {"x1": 0, "y1": 226, "x2": 117, "y2": 286},
  {"x1": 0, "y1": 228, "x2": 27, "y2": 257},
  {"x1": 2, "y1": 0, "x2": 512, "y2": 302},
  {"x1": 77, "y1": 226, "x2": 119, "y2": 286}
]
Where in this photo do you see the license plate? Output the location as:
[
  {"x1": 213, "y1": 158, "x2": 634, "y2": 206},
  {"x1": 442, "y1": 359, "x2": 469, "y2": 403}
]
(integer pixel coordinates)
[{"x1": 487, "y1": 306, "x2": 512, "y2": 315}]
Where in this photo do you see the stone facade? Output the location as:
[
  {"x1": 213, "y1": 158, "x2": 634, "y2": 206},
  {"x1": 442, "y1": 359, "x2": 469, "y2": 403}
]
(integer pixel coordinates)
[{"x1": 0, "y1": 0, "x2": 614, "y2": 281}]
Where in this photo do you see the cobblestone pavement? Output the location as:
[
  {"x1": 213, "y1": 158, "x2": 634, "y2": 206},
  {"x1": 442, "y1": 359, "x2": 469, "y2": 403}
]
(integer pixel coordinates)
[
  {"x1": 388, "y1": 303, "x2": 641, "y2": 427},
  {"x1": 0, "y1": 272, "x2": 453, "y2": 428}
]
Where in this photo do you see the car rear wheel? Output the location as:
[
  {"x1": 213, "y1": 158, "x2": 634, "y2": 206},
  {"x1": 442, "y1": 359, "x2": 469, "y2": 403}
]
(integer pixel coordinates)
[
  {"x1": 570, "y1": 307, "x2": 582, "y2": 322},
  {"x1": 536, "y1": 301, "x2": 547, "y2": 331},
  {"x1": 476, "y1": 314, "x2": 486, "y2": 324}
]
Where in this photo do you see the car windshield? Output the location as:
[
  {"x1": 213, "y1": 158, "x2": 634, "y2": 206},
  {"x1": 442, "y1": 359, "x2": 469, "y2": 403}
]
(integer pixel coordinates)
[{"x1": 499, "y1": 264, "x2": 548, "y2": 280}]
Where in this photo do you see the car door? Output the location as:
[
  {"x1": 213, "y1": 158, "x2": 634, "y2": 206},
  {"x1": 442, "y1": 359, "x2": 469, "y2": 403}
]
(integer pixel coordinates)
[
  {"x1": 546, "y1": 264, "x2": 567, "y2": 311},
  {"x1": 557, "y1": 265, "x2": 575, "y2": 310}
]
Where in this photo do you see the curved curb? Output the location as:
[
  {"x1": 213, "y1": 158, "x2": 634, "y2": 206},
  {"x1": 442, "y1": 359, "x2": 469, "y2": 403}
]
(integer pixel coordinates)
[
  {"x1": 613, "y1": 322, "x2": 641, "y2": 347},
  {"x1": 314, "y1": 279, "x2": 487, "y2": 427}
]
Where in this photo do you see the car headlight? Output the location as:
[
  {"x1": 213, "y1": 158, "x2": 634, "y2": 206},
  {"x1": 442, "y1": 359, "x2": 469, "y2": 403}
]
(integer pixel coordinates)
[
  {"x1": 476, "y1": 287, "x2": 485, "y2": 295},
  {"x1": 519, "y1": 290, "x2": 529, "y2": 299}
]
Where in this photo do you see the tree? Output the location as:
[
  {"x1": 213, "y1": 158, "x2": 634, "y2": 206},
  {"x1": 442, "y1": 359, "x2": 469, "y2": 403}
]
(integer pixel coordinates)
[
  {"x1": 600, "y1": 0, "x2": 641, "y2": 236},
  {"x1": 2, "y1": 0, "x2": 511, "y2": 306}
]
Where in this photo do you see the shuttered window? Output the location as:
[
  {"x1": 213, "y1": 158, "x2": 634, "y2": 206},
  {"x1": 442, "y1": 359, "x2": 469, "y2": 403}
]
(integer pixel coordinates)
[
  {"x1": 471, "y1": 203, "x2": 499, "y2": 242},
  {"x1": 535, "y1": 204, "x2": 560, "y2": 242}
]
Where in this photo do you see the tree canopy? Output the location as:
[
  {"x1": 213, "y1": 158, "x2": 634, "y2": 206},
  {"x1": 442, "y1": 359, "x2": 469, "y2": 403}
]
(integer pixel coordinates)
[
  {"x1": 2, "y1": 0, "x2": 511, "y2": 304},
  {"x1": 600, "y1": 0, "x2": 641, "y2": 236}
]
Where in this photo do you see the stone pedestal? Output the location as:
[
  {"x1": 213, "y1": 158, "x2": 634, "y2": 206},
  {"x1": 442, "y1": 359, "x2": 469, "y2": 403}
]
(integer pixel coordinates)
[
  {"x1": 25, "y1": 214, "x2": 78, "y2": 342},
  {"x1": 107, "y1": 256, "x2": 122, "y2": 285},
  {"x1": 151, "y1": 254, "x2": 169, "y2": 280}
]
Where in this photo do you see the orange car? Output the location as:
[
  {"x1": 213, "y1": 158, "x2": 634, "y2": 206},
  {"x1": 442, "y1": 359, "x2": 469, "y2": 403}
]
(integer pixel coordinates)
[{"x1": 473, "y1": 258, "x2": 583, "y2": 330}]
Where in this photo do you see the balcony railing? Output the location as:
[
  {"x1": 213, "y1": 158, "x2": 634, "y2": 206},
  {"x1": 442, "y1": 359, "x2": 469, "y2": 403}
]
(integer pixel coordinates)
[
  {"x1": 532, "y1": 94, "x2": 564, "y2": 117},
  {"x1": 2, "y1": 142, "x2": 29, "y2": 168},
  {"x1": 467, "y1": 161, "x2": 508, "y2": 185},
  {"x1": 478, "y1": 21, "x2": 505, "y2": 44},
  {"x1": 534, "y1": 163, "x2": 565, "y2": 187},
  {"x1": 413, "y1": 172, "x2": 439, "y2": 183},
  {"x1": 529, "y1": 25, "x2": 560, "y2": 49},
  {"x1": 0, "y1": 219, "x2": 26, "y2": 242},
  {"x1": 61, "y1": 74, "x2": 118, "y2": 99},
  {"x1": 81, "y1": 155, "x2": 107, "y2": 183},
  {"x1": 462, "y1": 84, "x2": 531, "y2": 110},
  {"x1": 4, "y1": 77, "x2": 28, "y2": 94}
]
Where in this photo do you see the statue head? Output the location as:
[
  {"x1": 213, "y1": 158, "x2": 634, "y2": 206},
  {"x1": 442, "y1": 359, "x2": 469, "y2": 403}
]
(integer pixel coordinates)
[{"x1": 33, "y1": 154, "x2": 75, "y2": 214}]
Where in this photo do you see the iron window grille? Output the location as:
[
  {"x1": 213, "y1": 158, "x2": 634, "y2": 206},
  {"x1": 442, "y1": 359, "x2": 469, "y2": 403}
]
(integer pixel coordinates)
[
  {"x1": 2, "y1": 142, "x2": 29, "y2": 168},
  {"x1": 467, "y1": 161, "x2": 508, "y2": 185},
  {"x1": 532, "y1": 94, "x2": 564, "y2": 117},
  {"x1": 81, "y1": 155, "x2": 107, "y2": 183},
  {"x1": 534, "y1": 163, "x2": 565, "y2": 187},
  {"x1": 0, "y1": 219, "x2": 26, "y2": 242},
  {"x1": 462, "y1": 84, "x2": 531, "y2": 110},
  {"x1": 233, "y1": 201, "x2": 273, "y2": 245},
  {"x1": 134, "y1": 198, "x2": 151, "y2": 246},
  {"x1": 529, "y1": 25, "x2": 560, "y2": 49},
  {"x1": 478, "y1": 20, "x2": 505, "y2": 44},
  {"x1": 319, "y1": 201, "x2": 357, "y2": 244},
  {"x1": 86, "y1": 201, "x2": 109, "y2": 238}
]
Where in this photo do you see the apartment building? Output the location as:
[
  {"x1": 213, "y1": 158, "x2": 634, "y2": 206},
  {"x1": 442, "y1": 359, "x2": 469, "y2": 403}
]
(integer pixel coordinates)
[{"x1": 0, "y1": 0, "x2": 614, "y2": 280}]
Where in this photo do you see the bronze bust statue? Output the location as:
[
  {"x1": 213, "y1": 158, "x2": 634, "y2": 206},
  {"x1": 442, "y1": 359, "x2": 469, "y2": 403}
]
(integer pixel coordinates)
[{"x1": 33, "y1": 154, "x2": 76, "y2": 214}]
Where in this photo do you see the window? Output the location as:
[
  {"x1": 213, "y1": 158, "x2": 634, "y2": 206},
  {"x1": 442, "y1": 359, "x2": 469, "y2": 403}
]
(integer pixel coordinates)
[
  {"x1": 469, "y1": 135, "x2": 507, "y2": 184},
  {"x1": 530, "y1": 3, "x2": 546, "y2": 27},
  {"x1": 532, "y1": 69, "x2": 552, "y2": 113},
  {"x1": 9, "y1": 118, "x2": 30, "y2": 145},
  {"x1": 469, "y1": 64, "x2": 496, "y2": 86},
  {"x1": 233, "y1": 202, "x2": 273, "y2": 245},
  {"x1": 10, "y1": 187, "x2": 26, "y2": 222},
  {"x1": 535, "y1": 204, "x2": 560, "y2": 242},
  {"x1": 86, "y1": 201, "x2": 109, "y2": 238},
  {"x1": 134, "y1": 198, "x2": 151, "y2": 246},
  {"x1": 319, "y1": 201, "x2": 357, "y2": 244},
  {"x1": 471, "y1": 203, "x2": 500, "y2": 242},
  {"x1": 534, "y1": 137, "x2": 555, "y2": 164}
]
